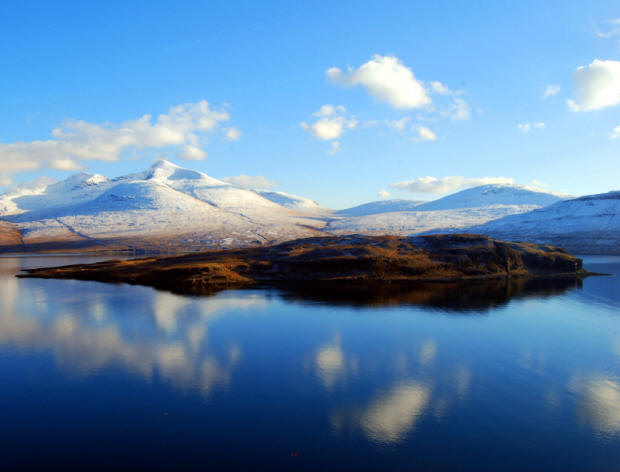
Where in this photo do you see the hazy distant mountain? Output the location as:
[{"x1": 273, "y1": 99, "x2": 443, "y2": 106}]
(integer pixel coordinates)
[
  {"x1": 336, "y1": 199, "x2": 425, "y2": 217},
  {"x1": 464, "y1": 191, "x2": 620, "y2": 254},
  {"x1": 254, "y1": 190, "x2": 328, "y2": 214},
  {"x1": 327, "y1": 184, "x2": 569, "y2": 236},
  {"x1": 413, "y1": 184, "x2": 569, "y2": 211}
]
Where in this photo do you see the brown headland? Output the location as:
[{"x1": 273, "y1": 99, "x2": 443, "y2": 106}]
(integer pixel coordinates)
[{"x1": 18, "y1": 234, "x2": 589, "y2": 296}]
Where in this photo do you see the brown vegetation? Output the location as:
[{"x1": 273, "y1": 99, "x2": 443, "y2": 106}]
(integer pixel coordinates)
[
  {"x1": 19, "y1": 234, "x2": 588, "y2": 296},
  {"x1": 0, "y1": 221, "x2": 23, "y2": 251}
]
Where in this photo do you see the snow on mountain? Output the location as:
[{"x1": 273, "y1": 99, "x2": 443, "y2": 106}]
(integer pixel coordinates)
[
  {"x1": 0, "y1": 160, "x2": 326, "y2": 251},
  {"x1": 413, "y1": 184, "x2": 568, "y2": 211},
  {"x1": 336, "y1": 199, "x2": 425, "y2": 217},
  {"x1": 125, "y1": 160, "x2": 312, "y2": 222},
  {"x1": 0, "y1": 173, "x2": 110, "y2": 217},
  {"x1": 464, "y1": 191, "x2": 620, "y2": 254},
  {"x1": 328, "y1": 184, "x2": 568, "y2": 236},
  {"x1": 0, "y1": 164, "x2": 611, "y2": 254},
  {"x1": 254, "y1": 190, "x2": 328, "y2": 214},
  {"x1": 327, "y1": 206, "x2": 543, "y2": 236}
]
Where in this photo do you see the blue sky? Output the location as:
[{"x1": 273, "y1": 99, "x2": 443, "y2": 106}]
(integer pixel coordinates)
[{"x1": 1, "y1": 0, "x2": 619, "y2": 208}]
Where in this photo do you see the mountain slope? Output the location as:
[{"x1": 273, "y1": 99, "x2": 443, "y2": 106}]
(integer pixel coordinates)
[
  {"x1": 465, "y1": 191, "x2": 620, "y2": 254},
  {"x1": 254, "y1": 190, "x2": 328, "y2": 214},
  {"x1": 413, "y1": 184, "x2": 568, "y2": 211},
  {"x1": 0, "y1": 173, "x2": 110, "y2": 217},
  {"x1": 336, "y1": 199, "x2": 425, "y2": 217},
  {"x1": 328, "y1": 184, "x2": 568, "y2": 236}
]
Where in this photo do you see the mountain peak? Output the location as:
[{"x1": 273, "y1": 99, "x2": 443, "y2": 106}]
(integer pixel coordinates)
[
  {"x1": 144, "y1": 159, "x2": 225, "y2": 185},
  {"x1": 61, "y1": 172, "x2": 108, "y2": 187},
  {"x1": 150, "y1": 159, "x2": 179, "y2": 170}
]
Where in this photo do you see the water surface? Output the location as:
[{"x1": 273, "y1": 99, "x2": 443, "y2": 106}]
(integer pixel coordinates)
[{"x1": 0, "y1": 255, "x2": 619, "y2": 471}]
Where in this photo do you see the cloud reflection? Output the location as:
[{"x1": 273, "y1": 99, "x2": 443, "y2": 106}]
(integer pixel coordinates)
[
  {"x1": 571, "y1": 375, "x2": 620, "y2": 434},
  {"x1": 315, "y1": 337, "x2": 346, "y2": 390},
  {"x1": 0, "y1": 269, "x2": 265, "y2": 396},
  {"x1": 360, "y1": 382, "x2": 430, "y2": 443}
]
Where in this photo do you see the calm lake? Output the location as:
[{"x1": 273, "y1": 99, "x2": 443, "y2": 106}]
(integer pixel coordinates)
[{"x1": 1, "y1": 255, "x2": 619, "y2": 471}]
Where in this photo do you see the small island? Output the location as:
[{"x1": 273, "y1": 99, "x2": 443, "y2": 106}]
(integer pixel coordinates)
[{"x1": 19, "y1": 234, "x2": 588, "y2": 295}]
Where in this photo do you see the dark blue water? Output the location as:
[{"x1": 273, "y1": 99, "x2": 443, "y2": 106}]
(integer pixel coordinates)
[{"x1": 0, "y1": 255, "x2": 619, "y2": 471}]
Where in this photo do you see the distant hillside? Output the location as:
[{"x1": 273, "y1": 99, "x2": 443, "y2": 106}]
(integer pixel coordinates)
[
  {"x1": 255, "y1": 190, "x2": 328, "y2": 214},
  {"x1": 465, "y1": 191, "x2": 620, "y2": 255},
  {"x1": 336, "y1": 199, "x2": 425, "y2": 217},
  {"x1": 414, "y1": 184, "x2": 568, "y2": 211},
  {"x1": 328, "y1": 184, "x2": 569, "y2": 236}
]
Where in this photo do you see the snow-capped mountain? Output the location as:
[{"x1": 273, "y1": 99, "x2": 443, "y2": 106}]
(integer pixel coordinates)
[
  {"x1": 336, "y1": 199, "x2": 425, "y2": 217},
  {"x1": 0, "y1": 160, "x2": 326, "y2": 252},
  {"x1": 413, "y1": 184, "x2": 569, "y2": 211},
  {"x1": 0, "y1": 173, "x2": 110, "y2": 216},
  {"x1": 463, "y1": 191, "x2": 620, "y2": 254},
  {"x1": 327, "y1": 184, "x2": 569, "y2": 236},
  {"x1": 0, "y1": 163, "x2": 612, "y2": 254}
]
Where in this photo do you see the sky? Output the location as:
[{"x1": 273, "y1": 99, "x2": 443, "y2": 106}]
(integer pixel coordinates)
[{"x1": 1, "y1": 0, "x2": 619, "y2": 209}]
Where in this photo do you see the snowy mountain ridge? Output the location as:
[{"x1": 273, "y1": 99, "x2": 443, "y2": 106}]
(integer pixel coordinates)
[
  {"x1": 327, "y1": 184, "x2": 569, "y2": 236},
  {"x1": 0, "y1": 160, "x2": 327, "y2": 251},
  {"x1": 460, "y1": 190, "x2": 620, "y2": 254},
  {"x1": 0, "y1": 161, "x2": 615, "y2": 254}
]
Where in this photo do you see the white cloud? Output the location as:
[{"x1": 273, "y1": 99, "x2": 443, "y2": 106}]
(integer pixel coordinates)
[
  {"x1": 0, "y1": 173, "x2": 12, "y2": 188},
  {"x1": 385, "y1": 117, "x2": 411, "y2": 131},
  {"x1": 442, "y1": 97, "x2": 471, "y2": 121},
  {"x1": 390, "y1": 176, "x2": 514, "y2": 194},
  {"x1": 180, "y1": 145, "x2": 207, "y2": 160},
  {"x1": 329, "y1": 141, "x2": 341, "y2": 154},
  {"x1": 542, "y1": 84, "x2": 560, "y2": 99},
  {"x1": 222, "y1": 174, "x2": 277, "y2": 189},
  {"x1": 610, "y1": 125, "x2": 620, "y2": 139},
  {"x1": 567, "y1": 59, "x2": 620, "y2": 111},
  {"x1": 313, "y1": 104, "x2": 345, "y2": 117},
  {"x1": 327, "y1": 55, "x2": 431, "y2": 109},
  {"x1": 0, "y1": 100, "x2": 230, "y2": 179},
  {"x1": 518, "y1": 122, "x2": 545, "y2": 134},
  {"x1": 49, "y1": 157, "x2": 84, "y2": 171},
  {"x1": 300, "y1": 104, "x2": 357, "y2": 141},
  {"x1": 411, "y1": 125, "x2": 437, "y2": 142},
  {"x1": 591, "y1": 18, "x2": 620, "y2": 40},
  {"x1": 224, "y1": 127, "x2": 242, "y2": 141},
  {"x1": 378, "y1": 189, "x2": 391, "y2": 198},
  {"x1": 429, "y1": 81, "x2": 453, "y2": 95}
]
